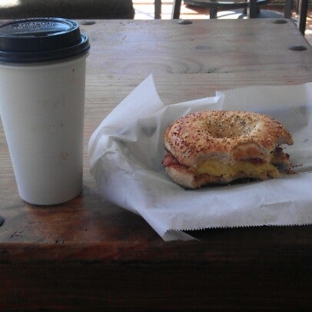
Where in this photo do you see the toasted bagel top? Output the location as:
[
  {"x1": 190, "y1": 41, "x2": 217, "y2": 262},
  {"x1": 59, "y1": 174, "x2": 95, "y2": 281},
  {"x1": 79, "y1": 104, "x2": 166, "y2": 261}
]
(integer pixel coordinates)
[{"x1": 164, "y1": 110, "x2": 293, "y2": 167}]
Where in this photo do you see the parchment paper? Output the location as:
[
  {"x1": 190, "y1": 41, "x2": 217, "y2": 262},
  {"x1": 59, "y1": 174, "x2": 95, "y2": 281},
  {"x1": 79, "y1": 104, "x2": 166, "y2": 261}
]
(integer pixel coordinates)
[{"x1": 88, "y1": 75, "x2": 312, "y2": 241}]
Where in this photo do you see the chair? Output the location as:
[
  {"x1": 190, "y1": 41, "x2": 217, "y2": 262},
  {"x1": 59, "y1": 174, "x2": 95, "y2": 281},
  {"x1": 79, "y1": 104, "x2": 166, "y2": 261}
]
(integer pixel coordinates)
[
  {"x1": 0, "y1": 0, "x2": 135, "y2": 20},
  {"x1": 172, "y1": 0, "x2": 309, "y2": 35},
  {"x1": 172, "y1": 0, "x2": 269, "y2": 19}
]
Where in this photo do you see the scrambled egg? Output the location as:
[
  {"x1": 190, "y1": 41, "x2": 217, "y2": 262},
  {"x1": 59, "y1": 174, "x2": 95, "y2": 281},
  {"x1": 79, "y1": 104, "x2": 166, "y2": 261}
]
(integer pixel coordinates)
[{"x1": 196, "y1": 159, "x2": 279, "y2": 178}]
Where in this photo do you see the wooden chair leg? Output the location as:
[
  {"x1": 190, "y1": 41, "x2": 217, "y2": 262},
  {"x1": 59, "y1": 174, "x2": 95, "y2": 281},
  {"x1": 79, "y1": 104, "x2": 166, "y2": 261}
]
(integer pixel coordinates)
[
  {"x1": 155, "y1": 0, "x2": 161, "y2": 19},
  {"x1": 284, "y1": 0, "x2": 293, "y2": 18},
  {"x1": 209, "y1": 5, "x2": 218, "y2": 18},
  {"x1": 298, "y1": 0, "x2": 308, "y2": 34},
  {"x1": 248, "y1": 0, "x2": 258, "y2": 18},
  {"x1": 172, "y1": 0, "x2": 182, "y2": 19}
]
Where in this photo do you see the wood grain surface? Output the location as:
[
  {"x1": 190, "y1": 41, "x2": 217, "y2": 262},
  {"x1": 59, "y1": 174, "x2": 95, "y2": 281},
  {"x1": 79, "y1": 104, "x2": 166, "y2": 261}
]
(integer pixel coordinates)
[{"x1": 1, "y1": 19, "x2": 312, "y2": 311}]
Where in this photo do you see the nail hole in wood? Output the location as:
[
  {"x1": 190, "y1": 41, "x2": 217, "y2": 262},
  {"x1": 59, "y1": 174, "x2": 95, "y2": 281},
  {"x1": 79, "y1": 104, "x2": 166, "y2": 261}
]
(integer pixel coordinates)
[
  {"x1": 288, "y1": 45, "x2": 307, "y2": 51},
  {"x1": 80, "y1": 21, "x2": 96, "y2": 26},
  {"x1": 272, "y1": 19, "x2": 288, "y2": 24},
  {"x1": 178, "y1": 20, "x2": 192, "y2": 25}
]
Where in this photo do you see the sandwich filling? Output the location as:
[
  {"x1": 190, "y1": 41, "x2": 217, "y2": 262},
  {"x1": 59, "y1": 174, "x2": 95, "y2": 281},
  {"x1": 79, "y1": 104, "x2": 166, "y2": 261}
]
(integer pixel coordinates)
[
  {"x1": 163, "y1": 147, "x2": 290, "y2": 187},
  {"x1": 162, "y1": 146, "x2": 291, "y2": 186}
]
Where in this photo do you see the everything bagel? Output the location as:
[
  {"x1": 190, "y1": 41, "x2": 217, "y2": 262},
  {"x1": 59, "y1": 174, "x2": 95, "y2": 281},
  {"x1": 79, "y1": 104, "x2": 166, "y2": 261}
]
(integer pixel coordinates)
[{"x1": 162, "y1": 110, "x2": 293, "y2": 188}]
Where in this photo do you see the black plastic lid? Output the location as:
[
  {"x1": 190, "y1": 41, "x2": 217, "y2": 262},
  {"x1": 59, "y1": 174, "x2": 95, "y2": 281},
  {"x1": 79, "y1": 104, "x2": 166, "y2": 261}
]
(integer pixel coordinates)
[{"x1": 0, "y1": 17, "x2": 90, "y2": 64}]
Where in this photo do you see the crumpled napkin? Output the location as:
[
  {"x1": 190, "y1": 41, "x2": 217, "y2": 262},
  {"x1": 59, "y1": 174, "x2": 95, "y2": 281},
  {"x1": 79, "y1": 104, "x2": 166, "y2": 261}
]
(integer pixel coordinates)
[{"x1": 88, "y1": 75, "x2": 312, "y2": 241}]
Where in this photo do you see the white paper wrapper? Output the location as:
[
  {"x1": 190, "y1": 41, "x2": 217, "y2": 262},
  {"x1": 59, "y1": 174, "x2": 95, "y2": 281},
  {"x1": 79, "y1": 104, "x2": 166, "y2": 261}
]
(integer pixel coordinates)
[{"x1": 88, "y1": 75, "x2": 312, "y2": 241}]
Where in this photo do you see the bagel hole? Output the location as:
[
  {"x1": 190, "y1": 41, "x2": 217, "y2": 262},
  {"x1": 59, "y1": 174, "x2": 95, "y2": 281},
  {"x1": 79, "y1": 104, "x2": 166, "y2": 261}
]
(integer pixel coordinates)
[{"x1": 207, "y1": 119, "x2": 257, "y2": 138}]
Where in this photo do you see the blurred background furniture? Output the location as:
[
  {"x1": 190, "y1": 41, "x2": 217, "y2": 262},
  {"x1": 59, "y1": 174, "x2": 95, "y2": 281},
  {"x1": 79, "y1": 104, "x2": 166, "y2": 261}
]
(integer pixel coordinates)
[
  {"x1": 0, "y1": 0, "x2": 135, "y2": 19},
  {"x1": 171, "y1": 0, "x2": 309, "y2": 34},
  {"x1": 172, "y1": 0, "x2": 269, "y2": 18},
  {"x1": 155, "y1": 0, "x2": 162, "y2": 18}
]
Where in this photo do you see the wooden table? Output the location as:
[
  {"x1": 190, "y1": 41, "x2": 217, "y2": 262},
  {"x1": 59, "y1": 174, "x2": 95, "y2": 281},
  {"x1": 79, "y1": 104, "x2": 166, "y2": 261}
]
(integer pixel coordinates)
[{"x1": 1, "y1": 19, "x2": 312, "y2": 311}]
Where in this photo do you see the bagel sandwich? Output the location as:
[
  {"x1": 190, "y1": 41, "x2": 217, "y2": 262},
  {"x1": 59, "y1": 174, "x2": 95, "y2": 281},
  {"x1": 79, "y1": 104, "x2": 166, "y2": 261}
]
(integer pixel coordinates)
[{"x1": 162, "y1": 110, "x2": 293, "y2": 188}]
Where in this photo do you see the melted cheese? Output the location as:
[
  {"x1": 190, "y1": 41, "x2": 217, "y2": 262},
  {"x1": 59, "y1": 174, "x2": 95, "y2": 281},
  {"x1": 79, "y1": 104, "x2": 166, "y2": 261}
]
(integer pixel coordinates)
[{"x1": 196, "y1": 159, "x2": 279, "y2": 178}]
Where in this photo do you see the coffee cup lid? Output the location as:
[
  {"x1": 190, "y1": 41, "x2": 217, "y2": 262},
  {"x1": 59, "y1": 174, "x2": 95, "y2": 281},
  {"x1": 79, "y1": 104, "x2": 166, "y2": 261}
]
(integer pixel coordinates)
[{"x1": 0, "y1": 17, "x2": 90, "y2": 63}]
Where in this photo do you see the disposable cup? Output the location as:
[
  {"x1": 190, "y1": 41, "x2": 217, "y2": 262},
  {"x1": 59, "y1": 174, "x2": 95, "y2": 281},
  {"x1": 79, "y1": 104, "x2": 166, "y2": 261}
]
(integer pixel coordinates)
[{"x1": 0, "y1": 18, "x2": 90, "y2": 205}]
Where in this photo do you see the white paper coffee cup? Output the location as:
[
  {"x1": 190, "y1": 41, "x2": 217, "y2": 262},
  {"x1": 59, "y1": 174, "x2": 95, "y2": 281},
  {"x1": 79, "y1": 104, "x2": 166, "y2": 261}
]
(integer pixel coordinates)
[{"x1": 0, "y1": 18, "x2": 90, "y2": 205}]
